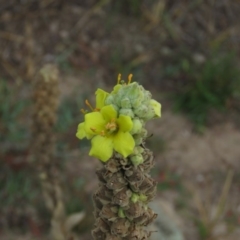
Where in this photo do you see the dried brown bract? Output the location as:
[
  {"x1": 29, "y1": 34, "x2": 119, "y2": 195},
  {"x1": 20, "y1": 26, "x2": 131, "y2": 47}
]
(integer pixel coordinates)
[{"x1": 112, "y1": 187, "x2": 132, "y2": 207}]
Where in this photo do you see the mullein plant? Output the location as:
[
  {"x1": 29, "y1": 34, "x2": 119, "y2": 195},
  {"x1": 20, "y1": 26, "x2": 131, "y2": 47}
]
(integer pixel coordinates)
[
  {"x1": 32, "y1": 65, "x2": 84, "y2": 240},
  {"x1": 76, "y1": 74, "x2": 161, "y2": 240}
]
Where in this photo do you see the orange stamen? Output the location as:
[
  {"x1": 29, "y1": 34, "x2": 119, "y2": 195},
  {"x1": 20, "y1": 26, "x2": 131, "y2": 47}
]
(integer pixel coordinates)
[
  {"x1": 117, "y1": 73, "x2": 121, "y2": 84},
  {"x1": 128, "y1": 74, "x2": 133, "y2": 84},
  {"x1": 90, "y1": 127, "x2": 96, "y2": 132},
  {"x1": 85, "y1": 99, "x2": 94, "y2": 111},
  {"x1": 105, "y1": 118, "x2": 117, "y2": 131},
  {"x1": 100, "y1": 130, "x2": 105, "y2": 136}
]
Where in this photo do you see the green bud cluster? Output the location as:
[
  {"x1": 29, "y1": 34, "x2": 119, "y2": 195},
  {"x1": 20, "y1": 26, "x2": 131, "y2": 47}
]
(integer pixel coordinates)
[
  {"x1": 106, "y1": 82, "x2": 159, "y2": 122},
  {"x1": 105, "y1": 81, "x2": 161, "y2": 166}
]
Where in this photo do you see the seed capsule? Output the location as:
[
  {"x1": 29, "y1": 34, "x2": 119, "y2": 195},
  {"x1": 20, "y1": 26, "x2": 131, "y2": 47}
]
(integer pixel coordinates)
[
  {"x1": 95, "y1": 185, "x2": 112, "y2": 205},
  {"x1": 100, "y1": 204, "x2": 118, "y2": 221},
  {"x1": 123, "y1": 201, "x2": 143, "y2": 220},
  {"x1": 112, "y1": 187, "x2": 132, "y2": 207},
  {"x1": 96, "y1": 168, "x2": 114, "y2": 182},
  {"x1": 92, "y1": 193, "x2": 103, "y2": 211},
  {"x1": 111, "y1": 218, "x2": 131, "y2": 237},
  {"x1": 125, "y1": 167, "x2": 144, "y2": 185},
  {"x1": 106, "y1": 233, "x2": 121, "y2": 240},
  {"x1": 105, "y1": 158, "x2": 120, "y2": 173},
  {"x1": 95, "y1": 218, "x2": 111, "y2": 233},
  {"x1": 139, "y1": 177, "x2": 157, "y2": 194},
  {"x1": 92, "y1": 227, "x2": 106, "y2": 240},
  {"x1": 106, "y1": 172, "x2": 127, "y2": 190}
]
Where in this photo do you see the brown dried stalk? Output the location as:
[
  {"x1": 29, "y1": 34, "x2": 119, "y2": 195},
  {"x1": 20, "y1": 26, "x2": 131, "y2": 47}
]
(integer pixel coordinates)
[
  {"x1": 31, "y1": 64, "x2": 67, "y2": 240},
  {"x1": 92, "y1": 147, "x2": 157, "y2": 240}
]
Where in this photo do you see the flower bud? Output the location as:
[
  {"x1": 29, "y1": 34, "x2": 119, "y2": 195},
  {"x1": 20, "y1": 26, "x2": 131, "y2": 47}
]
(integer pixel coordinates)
[
  {"x1": 119, "y1": 83, "x2": 144, "y2": 106},
  {"x1": 139, "y1": 194, "x2": 148, "y2": 202},
  {"x1": 119, "y1": 108, "x2": 134, "y2": 118},
  {"x1": 130, "y1": 118, "x2": 142, "y2": 134},
  {"x1": 133, "y1": 134, "x2": 143, "y2": 145},
  {"x1": 130, "y1": 154, "x2": 144, "y2": 166},
  {"x1": 133, "y1": 105, "x2": 148, "y2": 118},
  {"x1": 131, "y1": 193, "x2": 139, "y2": 203},
  {"x1": 112, "y1": 104, "x2": 119, "y2": 113},
  {"x1": 142, "y1": 107, "x2": 155, "y2": 121},
  {"x1": 118, "y1": 207, "x2": 126, "y2": 218},
  {"x1": 105, "y1": 95, "x2": 115, "y2": 105},
  {"x1": 123, "y1": 82, "x2": 139, "y2": 98},
  {"x1": 132, "y1": 146, "x2": 144, "y2": 155},
  {"x1": 136, "y1": 146, "x2": 144, "y2": 154},
  {"x1": 143, "y1": 90, "x2": 152, "y2": 101},
  {"x1": 139, "y1": 128, "x2": 148, "y2": 138},
  {"x1": 131, "y1": 90, "x2": 144, "y2": 108},
  {"x1": 121, "y1": 97, "x2": 131, "y2": 109}
]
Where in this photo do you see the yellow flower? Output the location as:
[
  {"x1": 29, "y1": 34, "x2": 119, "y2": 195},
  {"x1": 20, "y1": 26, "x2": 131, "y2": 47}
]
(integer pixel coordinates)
[
  {"x1": 77, "y1": 88, "x2": 109, "y2": 139},
  {"x1": 76, "y1": 105, "x2": 135, "y2": 162}
]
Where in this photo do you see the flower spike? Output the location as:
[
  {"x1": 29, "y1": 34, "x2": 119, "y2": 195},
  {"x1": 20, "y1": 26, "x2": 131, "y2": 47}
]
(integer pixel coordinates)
[{"x1": 76, "y1": 74, "x2": 161, "y2": 240}]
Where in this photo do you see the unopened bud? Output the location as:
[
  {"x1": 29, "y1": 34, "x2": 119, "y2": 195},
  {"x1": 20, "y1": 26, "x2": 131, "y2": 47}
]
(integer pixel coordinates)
[
  {"x1": 143, "y1": 90, "x2": 152, "y2": 101},
  {"x1": 131, "y1": 193, "x2": 139, "y2": 203},
  {"x1": 130, "y1": 118, "x2": 142, "y2": 134},
  {"x1": 121, "y1": 97, "x2": 131, "y2": 108},
  {"x1": 133, "y1": 135, "x2": 143, "y2": 145},
  {"x1": 118, "y1": 208, "x2": 126, "y2": 218},
  {"x1": 130, "y1": 154, "x2": 144, "y2": 166},
  {"x1": 133, "y1": 105, "x2": 148, "y2": 118},
  {"x1": 139, "y1": 194, "x2": 148, "y2": 202},
  {"x1": 105, "y1": 95, "x2": 115, "y2": 105},
  {"x1": 139, "y1": 128, "x2": 148, "y2": 138},
  {"x1": 119, "y1": 108, "x2": 134, "y2": 118}
]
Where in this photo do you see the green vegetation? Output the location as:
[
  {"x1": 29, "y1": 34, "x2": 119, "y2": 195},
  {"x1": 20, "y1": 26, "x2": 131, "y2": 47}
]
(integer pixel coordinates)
[
  {"x1": 111, "y1": 0, "x2": 143, "y2": 16},
  {"x1": 170, "y1": 52, "x2": 240, "y2": 130},
  {"x1": 0, "y1": 80, "x2": 29, "y2": 144},
  {"x1": 0, "y1": 167, "x2": 37, "y2": 206}
]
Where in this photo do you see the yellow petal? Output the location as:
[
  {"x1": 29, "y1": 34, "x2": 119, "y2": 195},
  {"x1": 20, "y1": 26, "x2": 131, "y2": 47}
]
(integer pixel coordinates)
[
  {"x1": 76, "y1": 122, "x2": 86, "y2": 139},
  {"x1": 89, "y1": 135, "x2": 113, "y2": 162},
  {"x1": 101, "y1": 105, "x2": 117, "y2": 122},
  {"x1": 76, "y1": 122, "x2": 94, "y2": 140},
  {"x1": 117, "y1": 115, "x2": 133, "y2": 132},
  {"x1": 150, "y1": 99, "x2": 161, "y2": 117},
  {"x1": 113, "y1": 131, "x2": 135, "y2": 157},
  {"x1": 84, "y1": 112, "x2": 105, "y2": 135},
  {"x1": 95, "y1": 88, "x2": 109, "y2": 109}
]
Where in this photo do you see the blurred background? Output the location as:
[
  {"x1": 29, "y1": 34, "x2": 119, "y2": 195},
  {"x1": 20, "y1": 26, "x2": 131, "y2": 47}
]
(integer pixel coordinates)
[{"x1": 0, "y1": 0, "x2": 240, "y2": 239}]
